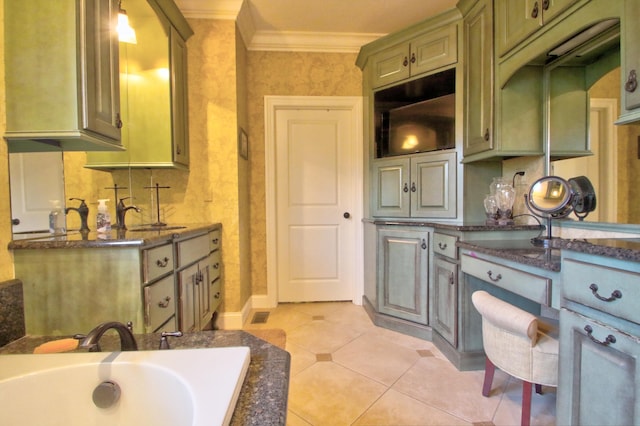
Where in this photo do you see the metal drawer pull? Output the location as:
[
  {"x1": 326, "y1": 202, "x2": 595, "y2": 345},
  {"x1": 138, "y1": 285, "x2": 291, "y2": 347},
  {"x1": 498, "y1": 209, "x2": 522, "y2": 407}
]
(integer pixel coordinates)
[
  {"x1": 487, "y1": 271, "x2": 502, "y2": 282},
  {"x1": 589, "y1": 283, "x2": 622, "y2": 302},
  {"x1": 156, "y1": 257, "x2": 170, "y2": 267},
  {"x1": 438, "y1": 242, "x2": 447, "y2": 250},
  {"x1": 214, "y1": 292, "x2": 221, "y2": 299},
  {"x1": 421, "y1": 239, "x2": 427, "y2": 250},
  {"x1": 157, "y1": 296, "x2": 171, "y2": 308},
  {"x1": 213, "y1": 262, "x2": 220, "y2": 269},
  {"x1": 584, "y1": 325, "x2": 616, "y2": 346},
  {"x1": 212, "y1": 238, "x2": 219, "y2": 244},
  {"x1": 625, "y1": 69, "x2": 637, "y2": 93}
]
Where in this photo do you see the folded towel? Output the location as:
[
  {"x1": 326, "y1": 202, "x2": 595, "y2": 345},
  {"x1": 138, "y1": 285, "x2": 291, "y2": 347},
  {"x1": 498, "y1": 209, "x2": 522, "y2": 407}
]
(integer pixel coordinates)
[{"x1": 33, "y1": 338, "x2": 79, "y2": 354}]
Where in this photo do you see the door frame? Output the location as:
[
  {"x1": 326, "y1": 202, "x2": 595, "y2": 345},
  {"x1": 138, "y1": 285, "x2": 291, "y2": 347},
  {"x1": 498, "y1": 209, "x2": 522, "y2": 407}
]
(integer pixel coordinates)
[{"x1": 264, "y1": 96, "x2": 364, "y2": 307}]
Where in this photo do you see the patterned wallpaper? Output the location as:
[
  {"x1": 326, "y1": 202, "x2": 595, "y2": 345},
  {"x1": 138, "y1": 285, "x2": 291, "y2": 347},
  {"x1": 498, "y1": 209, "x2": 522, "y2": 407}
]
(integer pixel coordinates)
[{"x1": 246, "y1": 51, "x2": 363, "y2": 295}]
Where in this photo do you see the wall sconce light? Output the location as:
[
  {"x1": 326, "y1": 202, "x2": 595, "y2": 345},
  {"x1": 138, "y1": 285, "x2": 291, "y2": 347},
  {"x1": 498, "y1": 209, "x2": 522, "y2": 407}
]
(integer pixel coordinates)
[{"x1": 117, "y1": 1, "x2": 137, "y2": 44}]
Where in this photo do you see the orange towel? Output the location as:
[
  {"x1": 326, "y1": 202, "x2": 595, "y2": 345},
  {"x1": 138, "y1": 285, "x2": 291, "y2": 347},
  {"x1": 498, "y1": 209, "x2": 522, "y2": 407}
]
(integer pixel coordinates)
[{"x1": 33, "y1": 338, "x2": 79, "y2": 354}]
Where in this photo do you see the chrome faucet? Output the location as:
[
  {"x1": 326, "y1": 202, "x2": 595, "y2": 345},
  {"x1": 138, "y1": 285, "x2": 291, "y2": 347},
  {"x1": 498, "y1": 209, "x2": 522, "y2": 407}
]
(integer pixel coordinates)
[
  {"x1": 78, "y1": 321, "x2": 138, "y2": 352},
  {"x1": 115, "y1": 197, "x2": 141, "y2": 230},
  {"x1": 65, "y1": 198, "x2": 90, "y2": 232}
]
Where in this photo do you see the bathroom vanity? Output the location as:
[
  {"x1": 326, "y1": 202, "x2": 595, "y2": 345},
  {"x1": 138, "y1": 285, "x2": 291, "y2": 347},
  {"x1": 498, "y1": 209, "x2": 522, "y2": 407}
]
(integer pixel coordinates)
[{"x1": 9, "y1": 224, "x2": 222, "y2": 336}]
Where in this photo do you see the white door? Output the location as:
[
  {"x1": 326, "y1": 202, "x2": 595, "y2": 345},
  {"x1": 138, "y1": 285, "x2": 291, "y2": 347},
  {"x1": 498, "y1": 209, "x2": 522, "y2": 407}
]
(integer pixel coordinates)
[
  {"x1": 9, "y1": 152, "x2": 66, "y2": 233},
  {"x1": 272, "y1": 101, "x2": 361, "y2": 302}
]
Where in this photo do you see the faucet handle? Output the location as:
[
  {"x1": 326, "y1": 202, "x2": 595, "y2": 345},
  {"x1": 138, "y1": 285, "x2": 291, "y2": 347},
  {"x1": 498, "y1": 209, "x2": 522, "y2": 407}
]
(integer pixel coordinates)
[{"x1": 159, "y1": 331, "x2": 183, "y2": 350}]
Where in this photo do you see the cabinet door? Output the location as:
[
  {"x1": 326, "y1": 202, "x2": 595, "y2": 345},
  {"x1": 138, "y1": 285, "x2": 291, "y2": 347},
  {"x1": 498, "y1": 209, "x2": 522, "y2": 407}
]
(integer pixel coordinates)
[
  {"x1": 370, "y1": 43, "x2": 411, "y2": 88},
  {"x1": 198, "y1": 261, "x2": 211, "y2": 329},
  {"x1": 463, "y1": 0, "x2": 494, "y2": 156},
  {"x1": 170, "y1": 26, "x2": 190, "y2": 167},
  {"x1": 410, "y1": 152, "x2": 456, "y2": 218},
  {"x1": 433, "y1": 257, "x2": 458, "y2": 347},
  {"x1": 371, "y1": 157, "x2": 411, "y2": 217},
  {"x1": 622, "y1": 0, "x2": 640, "y2": 112},
  {"x1": 410, "y1": 24, "x2": 458, "y2": 76},
  {"x1": 558, "y1": 309, "x2": 640, "y2": 426},
  {"x1": 495, "y1": 0, "x2": 542, "y2": 56},
  {"x1": 377, "y1": 228, "x2": 430, "y2": 324},
  {"x1": 82, "y1": 0, "x2": 122, "y2": 140},
  {"x1": 178, "y1": 263, "x2": 199, "y2": 332}
]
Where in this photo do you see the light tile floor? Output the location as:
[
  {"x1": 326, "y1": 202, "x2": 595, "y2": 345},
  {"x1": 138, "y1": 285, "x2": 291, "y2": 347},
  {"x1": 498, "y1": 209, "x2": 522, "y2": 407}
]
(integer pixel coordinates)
[{"x1": 243, "y1": 302, "x2": 557, "y2": 426}]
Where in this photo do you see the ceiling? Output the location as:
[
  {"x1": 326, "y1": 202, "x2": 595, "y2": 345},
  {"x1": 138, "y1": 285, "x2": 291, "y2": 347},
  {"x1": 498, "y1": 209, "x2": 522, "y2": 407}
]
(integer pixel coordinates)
[{"x1": 174, "y1": 0, "x2": 458, "y2": 52}]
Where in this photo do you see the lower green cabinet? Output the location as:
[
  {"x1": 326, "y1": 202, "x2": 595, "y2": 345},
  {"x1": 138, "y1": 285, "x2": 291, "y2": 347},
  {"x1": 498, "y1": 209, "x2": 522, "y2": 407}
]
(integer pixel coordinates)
[
  {"x1": 377, "y1": 227, "x2": 430, "y2": 325},
  {"x1": 432, "y1": 256, "x2": 458, "y2": 346}
]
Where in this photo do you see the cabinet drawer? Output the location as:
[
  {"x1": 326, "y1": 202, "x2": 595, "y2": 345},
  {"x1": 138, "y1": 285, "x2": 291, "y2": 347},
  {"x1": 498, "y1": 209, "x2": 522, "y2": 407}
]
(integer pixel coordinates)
[
  {"x1": 210, "y1": 274, "x2": 222, "y2": 312},
  {"x1": 143, "y1": 243, "x2": 174, "y2": 283},
  {"x1": 209, "y1": 228, "x2": 221, "y2": 252},
  {"x1": 433, "y1": 232, "x2": 458, "y2": 259},
  {"x1": 562, "y1": 258, "x2": 640, "y2": 325},
  {"x1": 144, "y1": 275, "x2": 176, "y2": 332},
  {"x1": 209, "y1": 250, "x2": 221, "y2": 281},
  {"x1": 177, "y1": 234, "x2": 209, "y2": 268},
  {"x1": 461, "y1": 254, "x2": 551, "y2": 305}
]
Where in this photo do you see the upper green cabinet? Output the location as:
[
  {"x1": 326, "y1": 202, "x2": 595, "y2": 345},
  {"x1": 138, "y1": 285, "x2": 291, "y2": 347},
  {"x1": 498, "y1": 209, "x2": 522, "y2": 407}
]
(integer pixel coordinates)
[
  {"x1": 86, "y1": 0, "x2": 193, "y2": 169},
  {"x1": 495, "y1": 0, "x2": 581, "y2": 57},
  {"x1": 617, "y1": 0, "x2": 640, "y2": 124},
  {"x1": 369, "y1": 23, "x2": 458, "y2": 89},
  {"x1": 4, "y1": 0, "x2": 123, "y2": 152},
  {"x1": 461, "y1": 0, "x2": 493, "y2": 156}
]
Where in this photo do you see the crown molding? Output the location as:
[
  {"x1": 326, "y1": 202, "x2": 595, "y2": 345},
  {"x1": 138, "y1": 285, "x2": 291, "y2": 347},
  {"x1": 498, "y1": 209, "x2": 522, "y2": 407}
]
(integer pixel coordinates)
[
  {"x1": 174, "y1": 0, "x2": 382, "y2": 52},
  {"x1": 174, "y1": 0, "x2": 242, "y2": 20},
  {"x1": 248, "y1": 31, "x2": 384, "y2": 53}
]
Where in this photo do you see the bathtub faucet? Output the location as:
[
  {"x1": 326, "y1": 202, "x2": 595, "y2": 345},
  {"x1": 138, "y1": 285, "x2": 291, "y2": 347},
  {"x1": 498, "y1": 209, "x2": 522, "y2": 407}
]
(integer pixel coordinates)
[{"x1": 78, "y1": 321, "x2": 138, "y2": 352}]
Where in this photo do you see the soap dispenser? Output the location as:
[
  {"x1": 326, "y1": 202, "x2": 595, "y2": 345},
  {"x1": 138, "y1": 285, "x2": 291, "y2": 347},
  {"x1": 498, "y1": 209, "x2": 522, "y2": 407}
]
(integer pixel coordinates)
[
  {"x1": 48, "y1": 200, "x2": 66, "y2": 235},
  {"x1": 96, "y1": 199, "x2": 112, "y2": 233}
]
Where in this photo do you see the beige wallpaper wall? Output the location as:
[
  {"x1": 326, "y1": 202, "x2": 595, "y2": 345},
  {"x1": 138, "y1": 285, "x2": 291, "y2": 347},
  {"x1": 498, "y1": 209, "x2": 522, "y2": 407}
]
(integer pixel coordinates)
[
  {"x1": 246, "y1": 51, "x2": 363, "y2": 296},
  {"x1": 0, "y1": 1, "x2": 12, "y2": 282}
]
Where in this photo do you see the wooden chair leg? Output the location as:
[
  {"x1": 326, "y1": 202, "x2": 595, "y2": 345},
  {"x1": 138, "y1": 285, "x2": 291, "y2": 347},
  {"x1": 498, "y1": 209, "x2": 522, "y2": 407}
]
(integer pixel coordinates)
[
  {"x1": 521, "y1": 381, "x2": 533, "y2": 426},
  {"x1": 482, "y1": 357, "x2": 495, "y2": 397}
]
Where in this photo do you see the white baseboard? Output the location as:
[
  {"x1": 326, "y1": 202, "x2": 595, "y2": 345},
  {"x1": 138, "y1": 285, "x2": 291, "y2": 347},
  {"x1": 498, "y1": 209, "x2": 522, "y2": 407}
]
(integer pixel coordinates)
[{"x1": 217, "y1": 294, "x2": 277, "y2": 329}]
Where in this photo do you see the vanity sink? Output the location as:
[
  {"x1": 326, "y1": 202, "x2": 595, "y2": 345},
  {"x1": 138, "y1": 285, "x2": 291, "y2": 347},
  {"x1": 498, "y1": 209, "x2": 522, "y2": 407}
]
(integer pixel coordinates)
[
  {"x1": 0, "y1": 346, "x2": 250, "y2": 426},
  {"x1": 130, "y1": 226, "x2": 187, "y2": 232}
]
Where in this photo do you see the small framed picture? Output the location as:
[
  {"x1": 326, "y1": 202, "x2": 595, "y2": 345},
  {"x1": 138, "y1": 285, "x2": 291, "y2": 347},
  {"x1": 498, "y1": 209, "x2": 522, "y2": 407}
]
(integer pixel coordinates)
[{"x1": 238, "y1": 127, "x2": 249, "y2": 160}]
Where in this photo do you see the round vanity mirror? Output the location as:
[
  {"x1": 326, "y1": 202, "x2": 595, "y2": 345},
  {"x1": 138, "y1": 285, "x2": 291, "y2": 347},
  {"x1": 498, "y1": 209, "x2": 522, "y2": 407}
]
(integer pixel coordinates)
[
  {"x1": 525, "y1": 175, "x2": 597, "y2": 247},
  {"x1": 527, "y1": 176, "x2": 573, "y2": 217}
]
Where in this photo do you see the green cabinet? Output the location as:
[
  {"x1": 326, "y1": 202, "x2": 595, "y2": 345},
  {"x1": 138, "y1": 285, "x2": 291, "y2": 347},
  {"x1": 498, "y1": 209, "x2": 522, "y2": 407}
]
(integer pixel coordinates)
[
  {"x1": 617, "y1": 0, "x2": 640, "y2": 124},
  {"x1": 377, "y1": 227, "x2": 430, "y2": 325},
  {"x1": 495, "y1": 0, "x2": 581, "y2": 57},
  {"x1": 558, "y1": 253, "x2": 640, "y2": 425},
  {"x1": 369, "y1": 22, "x2": 458, "y2": 89},
  {"x1": 86, "y1": 0, "x2": 193, "y2": 169},
  {"x1": 371, "y1": 151, "x2": 457, "y2": 218},
  {"x1": 461, "y1": 0, "x2": 494, "y2": 157},
  {"x1": 432, "y1": 232, "x2": 459, "y2": 347},
  {"x1": 4, "y1": 0, "x2": 123, "y2": 152},
  {"x1": 559, "y1": 309, "x2": 640, "y2": 425}
]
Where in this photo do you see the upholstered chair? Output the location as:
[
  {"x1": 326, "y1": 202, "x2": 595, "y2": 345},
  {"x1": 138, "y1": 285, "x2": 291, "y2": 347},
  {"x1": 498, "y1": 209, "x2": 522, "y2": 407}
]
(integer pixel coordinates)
[{"x1": 471, "y1": 290, "x2": 559, "y2": 426}]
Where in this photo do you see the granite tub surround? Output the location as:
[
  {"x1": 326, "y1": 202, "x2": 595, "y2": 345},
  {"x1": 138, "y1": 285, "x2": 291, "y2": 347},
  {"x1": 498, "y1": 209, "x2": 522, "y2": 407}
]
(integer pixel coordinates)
[
  {"x1": 8, "y1": 223, "x2": 217, "y2": 250},
  {"x1": 0, "y1": 279, "x2": 25, "y2": 347},
  {"x1": 0, "y1": 330, "x2": 290, "y2": 426}
]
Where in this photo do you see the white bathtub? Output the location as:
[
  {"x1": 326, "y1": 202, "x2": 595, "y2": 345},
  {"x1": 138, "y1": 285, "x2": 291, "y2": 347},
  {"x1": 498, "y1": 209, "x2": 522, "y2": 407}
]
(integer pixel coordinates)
[{"x1": 0, "y1": 346, "x2": 250, "y2": 426}]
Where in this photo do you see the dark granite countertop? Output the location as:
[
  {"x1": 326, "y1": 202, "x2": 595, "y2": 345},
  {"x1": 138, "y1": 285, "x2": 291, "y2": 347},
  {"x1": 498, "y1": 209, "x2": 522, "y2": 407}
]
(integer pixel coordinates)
[
  {"x1": 0, "y1": 330, "x2": 290, "y2": 425},
  {"x1": 8, "y1": 223, "x2": 219, "y2": 250},
  {"x1": 369, "y1": 218, "x2": 543, "y2": 232},
  {"x1": 458, "y1": 237, "x2": 640, "y2": 272},
  {"x1": 457, "y1": 239, "x2": 562, "y2": 271}
]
